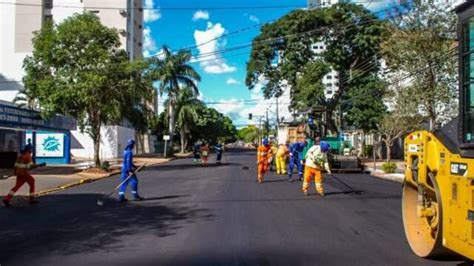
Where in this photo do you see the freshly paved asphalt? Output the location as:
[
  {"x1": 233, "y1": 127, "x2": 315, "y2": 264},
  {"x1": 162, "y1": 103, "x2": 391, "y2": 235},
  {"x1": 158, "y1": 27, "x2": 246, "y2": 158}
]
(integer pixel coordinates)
[{"x1": 0, "y1": 149, "x2": 463, "y2": 266}]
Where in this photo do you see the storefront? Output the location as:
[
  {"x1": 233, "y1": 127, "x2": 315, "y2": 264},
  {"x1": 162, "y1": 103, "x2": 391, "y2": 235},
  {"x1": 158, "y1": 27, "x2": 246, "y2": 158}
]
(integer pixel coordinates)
[{"x1": 0, "y1": 100, "x2": 76, "y2": 167}]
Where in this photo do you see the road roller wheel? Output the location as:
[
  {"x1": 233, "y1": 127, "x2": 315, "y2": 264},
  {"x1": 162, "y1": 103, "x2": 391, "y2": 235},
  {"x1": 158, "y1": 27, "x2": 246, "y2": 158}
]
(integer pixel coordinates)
[{"x1": 402, "y1": 180, "x2": 449, "y2": 258}]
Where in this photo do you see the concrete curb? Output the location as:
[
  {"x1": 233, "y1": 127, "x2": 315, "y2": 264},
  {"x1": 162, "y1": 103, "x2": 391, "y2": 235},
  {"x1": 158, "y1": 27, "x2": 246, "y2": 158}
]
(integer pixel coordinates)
[
  {"x1": 34, "y1": 159, "x2": 173, "y2": 197},
  {"x1": 368, "y1": 169, "x2": 405, "y2": 183}
]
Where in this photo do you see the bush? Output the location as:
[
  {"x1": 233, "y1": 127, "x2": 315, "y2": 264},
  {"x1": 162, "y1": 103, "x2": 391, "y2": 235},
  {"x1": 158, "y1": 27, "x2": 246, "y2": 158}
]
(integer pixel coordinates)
[
  {"x1": 382, "y1": 162, "x2": 397, "y2": 173},
  {"x1": 100, "y1": 161, "x2": 111, "y2": 172}
]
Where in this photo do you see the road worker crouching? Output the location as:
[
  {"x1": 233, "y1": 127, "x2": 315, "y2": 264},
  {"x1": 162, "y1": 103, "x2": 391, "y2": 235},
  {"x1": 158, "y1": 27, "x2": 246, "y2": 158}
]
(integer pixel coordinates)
[{"x1": 302, "y1": 141, "x2": 331, "y2": 197}]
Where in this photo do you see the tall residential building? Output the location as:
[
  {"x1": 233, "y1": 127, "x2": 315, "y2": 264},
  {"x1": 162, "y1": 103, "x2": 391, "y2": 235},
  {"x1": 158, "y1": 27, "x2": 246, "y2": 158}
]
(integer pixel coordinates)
[
  {"x1": 418, "y1": 0, "x2": 460, "y2": 8},
  {"x1": 307, "y1": 0, "x2": 341, "y2": 100},
  {"x1": 0, "y1": 0, "x2": 147, "y2": 160},
  {"x1": 308, "y1": 0, "x2": 349, "y2": 9}
]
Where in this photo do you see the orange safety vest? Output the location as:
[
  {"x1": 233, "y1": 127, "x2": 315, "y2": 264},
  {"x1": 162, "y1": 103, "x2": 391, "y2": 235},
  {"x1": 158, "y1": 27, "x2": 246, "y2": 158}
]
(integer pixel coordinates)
[
  {"x1": 14, "y1": 152, "x2": 33, "y2": 177},
  {"x1": 257, "y1": 145, "x2": 271, "y2": 164},
  {"x1": 200, "y1": 146, "x2": 209, "y2": 157}
]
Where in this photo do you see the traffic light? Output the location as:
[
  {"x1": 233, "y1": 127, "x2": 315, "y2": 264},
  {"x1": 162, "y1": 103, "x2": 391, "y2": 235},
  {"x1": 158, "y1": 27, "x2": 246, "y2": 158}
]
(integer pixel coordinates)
[{"x1": 248, "y1": 113, "x2": 252, "y2": 120}]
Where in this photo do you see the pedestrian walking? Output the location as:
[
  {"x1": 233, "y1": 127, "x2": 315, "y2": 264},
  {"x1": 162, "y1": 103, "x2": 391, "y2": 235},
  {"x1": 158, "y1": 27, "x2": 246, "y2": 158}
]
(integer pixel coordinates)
[
  {"x1": 3, "y1": 144, "x2": 45, "y2": 207},
  {"x1": 302, "y1": 141, "x2": 332, "y2": 197},
  {"x1": 118, "y1": 139, "x2": 145, "y2": 202},
  {"x1": 257, "y1": 138, "x2": 271, "y2": 183}
]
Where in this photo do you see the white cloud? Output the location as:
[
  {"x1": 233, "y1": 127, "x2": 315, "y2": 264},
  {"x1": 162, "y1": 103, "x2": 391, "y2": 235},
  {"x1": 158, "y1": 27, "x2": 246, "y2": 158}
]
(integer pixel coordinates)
[
  {"x1": 249, "y1": 15, "x2": 260, "y2": 23},
  {"x1": 192, "y1": 10, "x2": 209, "y2": 21},
  {"x1": 144, "y1": 0, "x2": 161, "y2": 23},
  {"x1": 213, "y1": 99, "x2": 246, "y2": 121},
  {"x1": 226, "y1": 78, "x2": 240, "y2": 85},
  {"x1": 143, "y1": 26, "x2": 157, "y2": 58},
  {"x1": 193, "y1": 22, "x2": 237, "y2": 74}
]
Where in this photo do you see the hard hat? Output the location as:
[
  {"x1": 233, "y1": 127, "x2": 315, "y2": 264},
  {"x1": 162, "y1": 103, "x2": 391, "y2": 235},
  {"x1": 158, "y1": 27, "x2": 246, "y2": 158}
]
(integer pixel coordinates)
[
  {"x1": 320, "y1": 141, "x2": 330, "y2": 152},
  {"x1": 262, "y1": 138, "x2": 269, "y2": 146}
]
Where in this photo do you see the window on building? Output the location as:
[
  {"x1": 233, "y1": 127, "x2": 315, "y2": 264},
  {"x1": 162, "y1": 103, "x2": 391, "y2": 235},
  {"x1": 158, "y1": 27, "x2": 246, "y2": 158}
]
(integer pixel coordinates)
[
  {"x1": 326, "y1": 75, "x2": 332, "y2": 79},
  {"x1": 138, "y1": 42, "x2": 142, "y2": 47},
  {"x1": 327, "y1": 90, "x2": 333, "y2": 95},
  {"x1": 138, "y1": 24, "x2": 143, "y2": 29},
  {"x1": 90, "y1": 10, "x2": 100, "y2": 15},
  {"x1": 45, "y1": 0, "x2": 53, "y2": 9}
]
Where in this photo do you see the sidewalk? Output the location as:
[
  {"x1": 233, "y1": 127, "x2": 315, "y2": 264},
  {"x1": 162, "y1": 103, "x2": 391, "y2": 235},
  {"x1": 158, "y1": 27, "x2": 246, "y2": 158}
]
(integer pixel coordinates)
[
  {"x1": 0, "y1": 155, "x2": 171, "y2": 197},
  {"x1": 363, "y1": 161, "x2": 405, "y2": 183}
]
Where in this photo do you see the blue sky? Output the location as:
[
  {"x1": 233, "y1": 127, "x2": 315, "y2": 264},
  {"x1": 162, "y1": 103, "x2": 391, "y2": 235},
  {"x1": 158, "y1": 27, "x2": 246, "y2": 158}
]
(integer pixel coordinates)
[{"x1": 143, "y1": 0, "x2": 396, "y2": 127}]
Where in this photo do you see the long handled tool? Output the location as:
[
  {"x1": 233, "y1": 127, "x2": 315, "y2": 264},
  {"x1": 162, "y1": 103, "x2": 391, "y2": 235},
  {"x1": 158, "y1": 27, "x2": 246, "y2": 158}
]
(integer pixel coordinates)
[
  {"x1": 329, "y1": 174, "x2": 363, "y2": 195},
  {"x1": 97, "y1": 163, "x2": 146, "y2": 206}
]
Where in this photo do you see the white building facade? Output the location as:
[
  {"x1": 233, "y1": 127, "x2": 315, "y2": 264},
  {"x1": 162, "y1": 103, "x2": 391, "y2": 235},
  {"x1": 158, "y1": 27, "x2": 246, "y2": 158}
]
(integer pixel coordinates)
[{"x1": 0, "y1": 0, "x2": 149, "y2": 160}]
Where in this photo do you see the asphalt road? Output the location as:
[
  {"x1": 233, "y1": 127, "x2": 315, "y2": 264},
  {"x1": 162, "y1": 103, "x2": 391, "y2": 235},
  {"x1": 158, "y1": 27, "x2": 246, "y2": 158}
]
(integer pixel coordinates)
[{"x1": 0, "y1": 149, "x2": 463, "y2": 266}]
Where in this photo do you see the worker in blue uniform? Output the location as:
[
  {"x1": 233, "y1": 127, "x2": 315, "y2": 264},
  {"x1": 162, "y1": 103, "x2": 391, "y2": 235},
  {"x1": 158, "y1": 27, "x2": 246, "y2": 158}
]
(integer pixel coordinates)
[
  {"x1": 193, "y1": 142, "x2": 201, "y2": 164},
  {"x1": 288, "y1": 141, "x2": 306, "y2": 181},
  {"x1": 118, "y1": 139, "x2": 144, "y2": 202},
  {"x1": 215, "y1": 142, "x2": 224, "y2": 165}
]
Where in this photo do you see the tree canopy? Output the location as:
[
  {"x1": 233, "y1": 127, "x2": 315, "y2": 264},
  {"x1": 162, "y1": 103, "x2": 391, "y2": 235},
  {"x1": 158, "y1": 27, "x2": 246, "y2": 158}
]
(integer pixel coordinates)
[
  {"x1": 23, "y1": 13, "x2": 150, "y2": 166},
  {"x1": 246, "y1": 3, "x2": 387, "y2": 134}
]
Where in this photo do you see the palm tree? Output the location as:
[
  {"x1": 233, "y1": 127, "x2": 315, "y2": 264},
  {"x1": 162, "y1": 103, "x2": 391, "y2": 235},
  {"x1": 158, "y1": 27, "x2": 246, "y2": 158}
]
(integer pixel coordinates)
[
  {"x1": 147, "y1": 46, "x2": 201, "y2": 155},
  {"x1": 13, "y1": 88, "x2": 36, "y2": 109},
  {"x1": 164, "y1": 87, "x2": 203, "y2": 153}
]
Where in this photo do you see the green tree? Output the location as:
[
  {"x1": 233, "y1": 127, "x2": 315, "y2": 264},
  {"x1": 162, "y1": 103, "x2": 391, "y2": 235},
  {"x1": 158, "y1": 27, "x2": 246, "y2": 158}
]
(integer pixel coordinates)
[
  {"x1": 23, "y1": 13, "x2": 149, "y2": 167},
  {"x1": 238, "y1": 125, "x2": 260, "y2": 144},
  {"x1": 147, "y1": 46, "x2": 201, "y2": 155},
  {"x1": 382, "y1": 2, "x2": 457, "y2": 129},
  {"x1": 246, "y1": 3, "x2": 387, "y2": 134},
  {"x1": 164, "y1": 87, "x2": 203, "y2": 153},
  {"x1": 190, "y1": 107, "x2": 237, "y2": 145}
]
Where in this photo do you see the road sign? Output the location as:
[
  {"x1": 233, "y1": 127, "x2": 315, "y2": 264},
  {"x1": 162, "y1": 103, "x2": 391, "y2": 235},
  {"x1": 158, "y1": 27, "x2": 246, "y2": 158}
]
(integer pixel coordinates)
[{"x1": 163, "y1": 135, "x2": 170, "y2": 141}]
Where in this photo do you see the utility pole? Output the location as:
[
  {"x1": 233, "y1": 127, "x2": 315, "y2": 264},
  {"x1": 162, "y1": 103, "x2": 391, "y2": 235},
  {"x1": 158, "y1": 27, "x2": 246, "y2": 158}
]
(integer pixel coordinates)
[
  {"x1": 276, "y1": 97, "x2": 280, "y2": 140},
  {"x1": 266, "y1": 109, "x2": 269, "y2": 138}
]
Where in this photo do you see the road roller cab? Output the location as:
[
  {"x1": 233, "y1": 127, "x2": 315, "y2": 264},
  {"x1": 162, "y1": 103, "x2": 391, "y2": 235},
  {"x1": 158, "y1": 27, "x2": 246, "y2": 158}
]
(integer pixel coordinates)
[{"x1": 402, "y1": 2, "x2": 474, "y2": 261}]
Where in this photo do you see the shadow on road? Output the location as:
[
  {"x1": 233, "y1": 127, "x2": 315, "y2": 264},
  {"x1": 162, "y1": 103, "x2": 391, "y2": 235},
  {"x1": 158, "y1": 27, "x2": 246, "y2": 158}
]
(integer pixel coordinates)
[{"x1": 0, "y1": 193, "x2": 214, "y2": 263}]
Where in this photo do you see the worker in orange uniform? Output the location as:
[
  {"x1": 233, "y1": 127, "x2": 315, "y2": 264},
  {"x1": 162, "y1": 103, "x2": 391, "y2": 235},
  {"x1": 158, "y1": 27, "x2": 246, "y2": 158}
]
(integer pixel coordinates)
[
  {"x1": 257, "y1": 138, "x2": 271, "y2": 183},
  {"x1": 3, "y1": 144, "x2": 45, "y2": 207},
  {"x1": 200, "y1": 142, "x2": 210, "y2": 166},
  {"x1": 302, "y1": 141, "x2": 331, "y2": 197},
  {"x1": 276, "y1": 142, "x2": 289, "y2": 177}
]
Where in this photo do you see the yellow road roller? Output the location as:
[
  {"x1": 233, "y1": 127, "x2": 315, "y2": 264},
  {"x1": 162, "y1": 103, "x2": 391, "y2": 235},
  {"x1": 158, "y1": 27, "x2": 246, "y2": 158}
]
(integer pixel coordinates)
[{"x1": 402, "y1": 2, "x2": 474, "y2": 260}]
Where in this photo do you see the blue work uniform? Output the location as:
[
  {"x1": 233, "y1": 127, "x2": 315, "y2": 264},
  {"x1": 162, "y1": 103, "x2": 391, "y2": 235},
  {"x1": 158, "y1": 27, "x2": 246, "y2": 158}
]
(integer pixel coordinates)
[
  {"x1": 119, "y1": 143, "x2": 140, "y2": 200},
  {"x1": 215, "y1": 144, "x2": 223, "y2": 163},
  {"x1": 193, "y1": 144, "x2": 201, "y2": 163},
  {"x1": 288, "y1": 142, "x2": 305, "y2": 179}
]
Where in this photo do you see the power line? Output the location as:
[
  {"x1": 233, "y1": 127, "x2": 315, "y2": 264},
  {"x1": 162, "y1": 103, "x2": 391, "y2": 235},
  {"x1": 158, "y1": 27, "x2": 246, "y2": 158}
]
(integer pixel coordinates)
[
  {"x1": 147, "y1": 0, "x2": 389, "y2": 57},
  {"x1": 0, "y1": 1, "x2": 305, "y2": 10}
]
